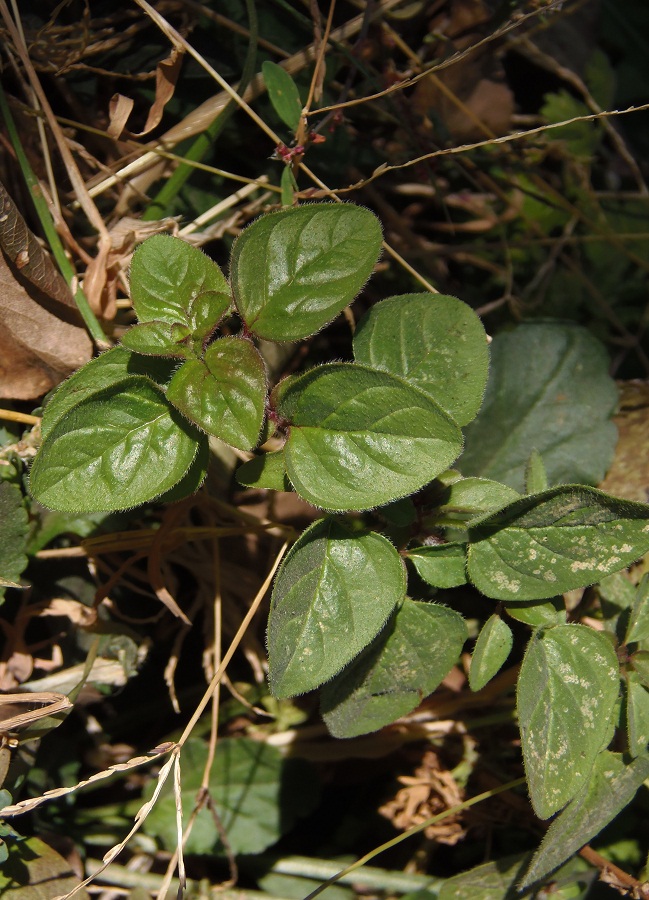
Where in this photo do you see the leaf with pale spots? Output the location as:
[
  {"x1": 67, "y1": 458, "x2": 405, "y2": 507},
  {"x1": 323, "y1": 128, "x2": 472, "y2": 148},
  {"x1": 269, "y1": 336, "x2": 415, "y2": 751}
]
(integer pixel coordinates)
[
  {"x1": 517, "y1": 624, "x2": 619, "y2": 819},
  {"x1": 521, "y1": 751, "x2": 649, "y2": 888},
  {"x1": 321, "y1": 600, "x2": 467, "y2": 737},
  {"x1": 267, "y1": 517, "x2": 406, "y2": 698},
  {"x1": 467, "y1": 485, "x2": 649, "y2": 601}
]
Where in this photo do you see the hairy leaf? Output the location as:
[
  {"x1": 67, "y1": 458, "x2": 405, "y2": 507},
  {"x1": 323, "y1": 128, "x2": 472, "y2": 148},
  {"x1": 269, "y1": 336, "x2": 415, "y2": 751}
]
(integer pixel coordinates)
[
  {"x1": 274, "y1": 363, "x2": 462, "y2": 511},
  {"x1": 459, "y1": 324, "x2": 618, "y2": 491},
  {"x1": 231, "y1": 204, "x2": 382, "y2": 341},
  {"x1": 469, "y1": 614, "x2": 513, "y2": 691},
  {"x1": 268, "y1": 517, "x2": 406, "y2": 697},
  {"x1": 321, "y1": 600, "x2": 467, "y2": 737},
  {"x1": 166, "y1": 337, "x2": 266, "y2": 451},
  {"x1": 31, "y1": 376, "x2": 200, "y2": 512},
  {"x1": 503, "y1": 597, "x2": 566, "y2": 627},
  {"x1": 467, "y1": 486, "x2": 649, "y2": 601},
  {"x1": 353, "y1": 293, "x2": 488, "y2": 425},
  {"x1": 40, "y1": 347, "x2": 176, "y2": 439},
  {"x1": 120, "y1": 320, "x2": 193, "y2": 358},
  {"x1": 143, "y1": 738, "x2": 320, "y2": 855},
  {"x1": 130, "y1": 234, "x2": 229, "y2": 325},
  {"x1": 521, "y1": 751, "x2": 649, "y2": 888},
  {"x1": 407, "y1": 543, "x2": 467, "y2": 588},
  {"x1": 517, "y1": 624, "x2": 619, "y2": 819}
]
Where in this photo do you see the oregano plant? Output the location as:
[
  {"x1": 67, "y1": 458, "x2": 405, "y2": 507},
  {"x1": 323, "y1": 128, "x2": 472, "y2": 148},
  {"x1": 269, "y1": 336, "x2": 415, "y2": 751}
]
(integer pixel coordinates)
[{"x1": 29, "y1": 202, "x2": 649, "y2": 887}]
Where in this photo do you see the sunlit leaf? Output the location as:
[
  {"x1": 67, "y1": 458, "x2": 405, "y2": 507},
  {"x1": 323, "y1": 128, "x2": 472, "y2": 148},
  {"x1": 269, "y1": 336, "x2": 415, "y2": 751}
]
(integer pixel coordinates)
[
  {"x1": 31, "y1": 377, "x2": 200, "y2": 512},
  {"x1": 231, "y1": 204, "x2": 382, "y2": 341},
  {"x1": 275, "y1": 363, "x2": 462, "y2": 511},
  {"x1": 353, "y1": 293, "x2": 488, "y2": 425}
]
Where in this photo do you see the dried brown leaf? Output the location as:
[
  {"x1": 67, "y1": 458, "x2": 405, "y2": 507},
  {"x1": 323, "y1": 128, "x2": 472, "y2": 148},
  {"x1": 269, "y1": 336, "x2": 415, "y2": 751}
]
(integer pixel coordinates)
[
  {"x1": 107, "y1": 47, "x2": 184, "y2": 139},
  {"x1": 0, "y1": 183, "x2": 92, "y2": 400}
]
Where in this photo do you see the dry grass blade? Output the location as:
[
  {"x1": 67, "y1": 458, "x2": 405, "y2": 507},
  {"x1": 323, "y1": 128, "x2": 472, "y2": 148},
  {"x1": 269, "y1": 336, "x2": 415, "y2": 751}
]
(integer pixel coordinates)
[{"x1": 0, "y1": 691, "x2": 71, "y2": 732}]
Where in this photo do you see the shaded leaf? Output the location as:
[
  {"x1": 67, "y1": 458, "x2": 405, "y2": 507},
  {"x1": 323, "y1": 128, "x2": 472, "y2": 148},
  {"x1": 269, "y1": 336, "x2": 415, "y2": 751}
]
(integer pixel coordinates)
[
  {"x1": 166, "y1": 337, "x2": 266, "y2": 451},
  {"x1": 31, "y1": 376, "x2": 200, "y2": 512},
  {"x1": 625, "y1": 574, "x2": 649, "y2": 644},
  {"x1": 521, "y1": 751, "x2": 649, "y2": 888},
  {"x1": 262, "y1": 61, "x2": 303, "y2": 131},
  {"x1": 459, "y1": 324, "x2": 618, "y2": 492},
  {"x1": 231, "y1": 204, "x2": 382, "y2": 341},
  {"x1": 503, "y1": 597, "x2": 566, "y2": 627},
  {"x1": 321, "y1": 600, "x2": 467, "y2": 737},
  {"x1": 469, "y1": 614, "x2": 513, "y2": 691},
  {"x1": 129, "y1": 234, "x2": 229, "y2": 325},
  {"x1": 236, "y1": 450, "x2": 292, "y2": 492},
  {"x1": 626, "y1": 675, "x2": 649, "y2": 756},
  {"x1": 467, "y1": 486, "x2": 649, "y2": 601},
  {"x1": 268, "y1": 517, "x2": 406, "y2": 697},
  {"x1": 441, "y1": 853, "x2": 594, "y2": 900},
  {"x1": 275, "y1": 363, "x2": 462, "y2": 511},
  {"x1": 353, "y1": 293, "x2": 488, "y2": 425},
  {"x1": 0, "y1": 482, "x2": 28, "y2": 599},
  {"x1": 407, "y1": 543, "x2": 467, "y2": 589},
  {"x1": 0, "y1": 833, "x2": 90, "y2": 899},
  {"x1": 432, "y1": 476, "x2": 520, "y2": 527},
  {"x1": 143, "y1": 737, "x2": 320, "y2": 855},
  {"x1": 517, "y1": 624, "x2": 619, "y2": 819},
  {"x1": 632, "y1": 651, "x2": 649, "y2": 688}
]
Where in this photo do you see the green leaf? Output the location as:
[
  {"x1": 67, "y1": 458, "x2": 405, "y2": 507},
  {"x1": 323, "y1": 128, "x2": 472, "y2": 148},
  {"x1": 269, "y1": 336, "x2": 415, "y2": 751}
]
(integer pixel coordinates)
[
  {"x1": 236, "y1": 450, "x2": 291, "y2": 491},
  {"x1": 274, "y1": 363, "x2": 462, "y2": 511},
  {"x1": 40, "y1": 347, "x2": 176, "y2": 439},
  {"x1": 442, "y1": 854, "x2": 593, "y2": 900},
  {"x1": 0, "y1": 834, "x2": 90, "y2": 899},
  {"x1": 130, "y1": 234, "x2": 229, "y2": 325},
  {"x1": 321, "y1": 599, "x2": 467, "y2": 737},
  {"x1": 517, "y1": 624, "x2": 620, "y2": 819},
  {"x1": 467, "y1": 486, "x2": 649, "y2": 601},
  {"x1": 280, "y1": 165, "x2": 297, "y2": 207},
  {"x1": 632, "y1": 651, "x2": 649, "y2": 688},
  {"x1": 0, "y1": 482, "x2": 28, "y2": 599},
  {"x1": 166, "y1": 337, "x2": 266, "y2": 451},
  {"x1": 188, "y1": 291, "x2": 232, "y2": 342},
  {"x1": 521, "y1": 751, "x2": 649, "y2": 888},
  {"x1": 438, "y1": 854, "x2": 532, "y2": 900},
  {"x1": 627, "y1": 675, "x2": 649, "y2": 756},
  {"x1": 407, "y1": 543, "x2": 467, "y2": 588},
  {"x1": 625, "y1": 575, "x2": 649, "y2": 644},
  {"x1": 154, "y1": 433, "x2": 210, "y2": 504},
  {"x1": 30, "y1": 377, "x2": 200, "y2": 512},
  {"x1": 268, "y1": 517, "x2": 406, "y2": 697},
  {"x1": 525, "y1": 449, "x2": 549, "y2": 494},
  {"x1": 143, "y1": 737, "x2": 320, "y2": 855},
  {"x1": 120, "y1": 320, "x2": 193, "y2": 358},
  {"x1": 262, "y1": 61, "x2": 303, "y2": 131},
  {"x1": 459, "y1": 323, "x2": 618, "y2": 491},
  {"x1": 469, "y1": 614, "x2": 513, "y2": 691},
  {"x1": 353, "y1": 293, "x2": 488, "y2": 426},
  {"x1": 231, "y1": 204, "x2": 382, "y2": 341},
  {"x1": 503, "y1": 597, "x2": 566, "y2": 627},
  {"x1": 430, "y1": 476, "x2": 520, "y2": 527}
]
